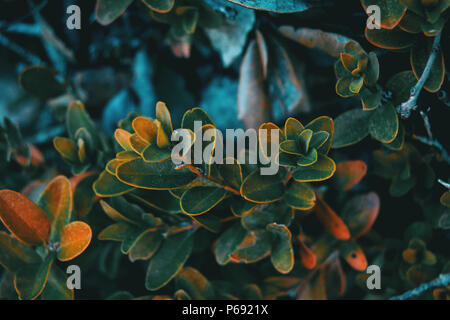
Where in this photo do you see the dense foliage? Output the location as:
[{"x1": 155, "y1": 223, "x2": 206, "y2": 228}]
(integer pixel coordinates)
[{"x1": 0, "y1": 0, "x2": 449, "y2": 300}]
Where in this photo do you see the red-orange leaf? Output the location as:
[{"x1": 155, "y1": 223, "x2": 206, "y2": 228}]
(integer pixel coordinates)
[
  {"x1": 314, "y1": 197, "x2": 350, "y2": 241},
  {"x1": 297, "y1": 236, "x2": 316, "y2": 269},
  {"x1": 0, "y1": 190, "x2": 50, "y2": 245},
  {"x1": 333, "y1": 160, "x2": 367, "y2": 191},
  {"x1": 57, "y1": 221, "x2": 92, "y2": 261}
]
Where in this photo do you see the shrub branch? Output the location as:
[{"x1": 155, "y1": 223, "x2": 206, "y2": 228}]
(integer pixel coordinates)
[
  {"x1": 390, "y1": 273, "x2": 450, "y2": 300},
  {"x1": 397, "y1": 33, "x2": 441, "y2": 119},
  {"x1": 412, "y1": 110, "x2": 450, "y2": 165}
]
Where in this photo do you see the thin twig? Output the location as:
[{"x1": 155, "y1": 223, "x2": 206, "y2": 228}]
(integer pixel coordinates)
[
  {"x1": 390, "y1": 273, "x2": 450, "y2": 300},
  {"x1": 397, "y1": 33, "x2": 441, "y2": 119},
  {"x1": 412, "y1": 110, "x2": 450, "y2": 165},
  {"x1": 438, "y1": 179, "x2": 450, "y2": 189}
]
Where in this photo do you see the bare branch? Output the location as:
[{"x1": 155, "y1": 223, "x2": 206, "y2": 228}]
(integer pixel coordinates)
[
  {"x1": 390, "y1": 273, "x2": 450, "y2": 300},
  {"x1": 397, "y1": 33, "x2": 441, "y2": 119}
]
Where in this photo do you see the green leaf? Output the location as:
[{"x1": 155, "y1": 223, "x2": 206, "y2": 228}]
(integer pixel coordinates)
[
  {"x1": 336, "y1": 77, "x2": 355, "y2": 97},
  {"x1": 142, "y1": 0, "x2": 175, "y2": 13},
  {"x1": 369, "y1": 103, "x2": 399, "y2": 143},
  {"x1": 181, "y1": 108, "x2": 214, "y2": 131},
  {"x1": 297, "y1": 149, "x2": 317, "y2": 166},
  {"x1": 93, "y1": 170, "x2": 136, "y2": 197},
  {"x1": 96, "y1": 0, "x2": 134, "y2": 25},
  {"x1": 266, "y1": 223, "x2": 294, "y2": 274},
  {"x1": 233, "y1": 231, "x2": 271, "y2": 263},
  {"x1": 180, "y1": 186, "x2": 228, "y2": 215},
  {"x1": 145, "y1": 230, "x2": 194, "y2": 291},
  {"x1": 365, "y1": 27, "x2": 416, "y2": 50},
  {"x1": 116, "y1": 158, "x2": 196, "y2": 190},
  {"x1": 386, "y1": 71, "x2": 417, "y2": 105},
  {"x1": 37, "y1": 176, "x2": 72, "y2": 243},
  {"x1": 359, "y1": 87, "x2": 381, "y2": 110},
  {"x1": 284, "y1": 181, "x2": 316, "y2": 210},
  {"x1": 215, "y1": 222, "x2": 247, "y2": 265},
  {"x1": 129, "y1": 189, "x2": 182, "y2": 214},
  {"x1": 332, "y1": 108, "x2": 372, "y2": 148},
  {"x1": 292, "y1": 154, "x2": 336, "y2": 182},
  {"x1": 280, "y1": 140, "x2": 302, "y2": 155},
  {"x1": 120, "y1": 227, "x2": 144, "y2": 254},
  {"x1": 227, "y1": 0, "x2": 311, "y2": 13},
  {"x1": 385, "y1": 122, "x2": 405, "y2": 150},
  {"x1": 73, "y1": 174, "x2": 97, "y2": 218},
  {"x1": 240, "y1": 170, "x2": 284, "y2": 203},
  {"x1": 66, "y1": 101, "x2": 98, "y2": 143},
  {"x1": 98, "y1": 222, "x2": 132, "y2": 241},
  {"x1": 0, "y1": 232, "x2": 40, "y2": 273},
  {"x1": 230, "y1": 197, "x2": 256, "y2": 217},
  {"x1": 40, "y1": 265, "x2": 73, "y2": 300},
  {"x1": 19, "y1": 66, "x2": 66, "y2": 100},
  {"x1": 411, "y1": 38, "x2": 445, "y2": 92},
  {"x1": 14, "y1": 254, "x2": 53, "y2": 300},
  {"x1": 142, "y1": 144, "x2": 171, "y2": 162},
  {"x1": 304, "y1": 116, "x2": 334, "y2": 154},
  {"x1": 176, "y1": 267, "x2": 215, "y2": 299},
  {"x1": 310, "y1": 131, "x2": 330, "y2": 150},
  {"x1": 129, "y1": 229, "x2": 163, "y2": 262},
  {"x1": 365, "y1": 52, "x2": 380, "y2": 85},
  {"x1": 361, "y1": 0, "x2": 407, "y2": 29},
  {"x1": 218, "y1": 158, "x2": 243, "y2": 189}
]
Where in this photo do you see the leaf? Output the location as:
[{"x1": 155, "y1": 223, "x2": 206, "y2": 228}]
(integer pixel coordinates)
[
  {"x1": 284, "y1": 181, "x2": 316, "y2": 210},
  {"x1": 215, "y1": 222, "x2": 247, "y2": 265},
  {"x1": 386, "y1": 71, "x2": 417, "y2": 105},
  {"x1": 180, "y1": 186, "x2": 228, "y2": 215},
  {"x1": 204, "y1": 4, "x2": 255, "y2": 67},
  {"x1": 232, "y1": 231, "x2": 272, "y2": 263},
  {"x1": 0, "y1": 190, "x2": 50, "y2": 245},
  {"x1": 66, "y1": 101, "x2": 98, "y2": 143},
  {"x1": 96, "y1": 0, "x2": 134, "y2": 25},
  {"x1": 278, "y1": 26, "x2": 351, "y2": 58},
  {"x1": 332, "y1": 108, "x2": 372, "y2": 148},
  {"x1": 129, "y1": 189, "x2": 182, "y2": 214},
  {"x1": 14, "y1": 254, "x2": 53, "y2": 300},
  {"x1": 266, "y1": 223, "x2": 294, "y2": 274},
  {"x1": 116, "y1": 158, "x2": 196, "y2": 190},
  {"x1": 441, "y1": 191, "x2": 450, "y2": 208},
  {"x1": 57, "y1": 221, "x2": 92, "y2": 262},
  {"x1": 227, "y1": 0, "x2": 311, "y2": 13},
  {"x1": 314, "y1": 198, "x2": 350, "y2": 241},
  {"x1": 181, "y1": 108, "x2": 214, "y2": 131},
  {"x1": 267, "y1": 36, "x2": 304, "y2": 118},
  {"x1": 304, "y1": 116, "x2": 334, "y2": 154},
  {"x1": 361, "y1": 0, "x2": 407, "y2": 29},
  {"x1": 410, "y1": 38, "x2": 445, "y2": 92},
  {"x1": 365, "y1": 26, "x2": 416, "y2": 50},
  {"x1": 129, "y1": 229, "x2": 163, "y2": 262},
  {"x1": 240, "y1": 170, "x2": 284, "y2": 203},
  {"x1": 219, "y1": 158, "x2": 243, "y2": 189},
  {"x1": 332, "y1": 160, "x2": 367, "y2": 191},
  {"x1": 339, "y1": 241, "x2": 368, "y2": 271},
  {"x1": 155, "y1": 101, "x2": 173, "y2": 135},
  {"x1": 145, "y1": 230, "x2": 194, "y2": 291},
  {"x1": 292, "y1": 154, "x2": 336, "y2": 182},
  {"x1": 369, "y1": 102, "x2": 399, "y2": 143},
  {"x1": 176, "y1": 267, "x2": 215, "y2": 299},
  {"x1": 142, "y1": 0, "x2": 174, "y2": 13},
  {"x1": 37, "y1": 176, "x2": 72, "y2": 243},
  {"x1": 132, "y1": 117, "x2": 157, "y2": 143},
  {"x1": 93, "y1": 170, "x2": 136, "y2": 197},
  {"x1": 284, "y1": 117, "x2": 304, "y2": 140},
  {"x1": 0, "y1": 232, "x2": 40, "y2": 273},
  {"x1": 73, "y1": 174, "x2": 97, "y2": 218},
  {"x1": 40, "y1": 266, "x2": 74, "y2": 300},
  {"x1": 53, "y1": 137, "x2": 78, "y2": 162},
  {"x1": 98, "y1": 222, "x2": 132, "y2": 241},
  {"x1": 342, "y1": 192, "x2": 380, "y2": 239},
  {"x1": 238, "y1": 40, "x2": 272, "y2": 129},
  {"x1": 19, "y1": 66, "x2": 66, "y2": 100}
]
